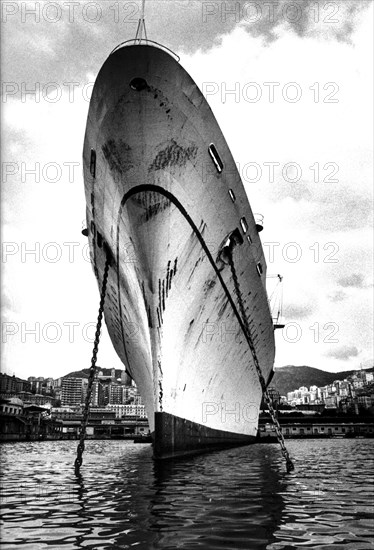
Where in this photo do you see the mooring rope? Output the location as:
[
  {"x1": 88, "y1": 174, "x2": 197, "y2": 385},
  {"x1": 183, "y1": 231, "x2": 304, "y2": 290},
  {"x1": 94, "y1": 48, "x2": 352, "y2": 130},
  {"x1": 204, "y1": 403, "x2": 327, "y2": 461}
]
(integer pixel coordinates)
[
  {"x1": 226, "y1": 246, "x2": 294, "y2": 473},
  {"x1": 74, "y1": 251, "x2": 111, "y2": 476}
]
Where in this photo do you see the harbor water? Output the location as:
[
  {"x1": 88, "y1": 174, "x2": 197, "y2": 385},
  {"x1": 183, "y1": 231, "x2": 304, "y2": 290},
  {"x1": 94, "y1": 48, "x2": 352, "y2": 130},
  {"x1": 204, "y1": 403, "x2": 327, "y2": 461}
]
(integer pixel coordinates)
[{"x1": 1, "y1": 439, "x2": 373, "y2": 549}]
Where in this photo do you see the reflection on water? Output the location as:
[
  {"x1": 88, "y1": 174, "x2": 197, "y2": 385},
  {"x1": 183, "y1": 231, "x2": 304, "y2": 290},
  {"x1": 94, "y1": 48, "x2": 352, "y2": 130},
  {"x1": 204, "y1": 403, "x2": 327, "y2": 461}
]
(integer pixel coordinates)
[{"x1": 0, "y1": 439, "x2": 373, "y2": 549}]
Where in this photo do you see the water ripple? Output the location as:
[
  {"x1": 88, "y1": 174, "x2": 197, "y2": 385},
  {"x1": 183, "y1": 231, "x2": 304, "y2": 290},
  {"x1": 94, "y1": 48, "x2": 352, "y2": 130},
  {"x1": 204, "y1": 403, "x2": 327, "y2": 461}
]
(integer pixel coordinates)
[{"x1": 0, "y1": 439, "x2": 373, "y2": 549}]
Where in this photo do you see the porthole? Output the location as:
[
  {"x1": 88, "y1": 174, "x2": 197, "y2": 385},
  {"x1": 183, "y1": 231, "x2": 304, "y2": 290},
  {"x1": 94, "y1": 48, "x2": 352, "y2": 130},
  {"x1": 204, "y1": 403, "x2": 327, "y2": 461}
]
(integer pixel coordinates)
[
  {"x1": 228, "y1": 189, "x2": 236, "y2": 202},
  {"x1": 90, "y1": 149, "x2": 96, "y2": 178},
  {"x1": 130, "y1": 77, "x2": 148, "y2": 91},
  {"x1": 240, "y1": 217, "x2": 248, "y2": 234},
  {"x1": 208, "y1": 143, "x2": 224, "y2": 173}
]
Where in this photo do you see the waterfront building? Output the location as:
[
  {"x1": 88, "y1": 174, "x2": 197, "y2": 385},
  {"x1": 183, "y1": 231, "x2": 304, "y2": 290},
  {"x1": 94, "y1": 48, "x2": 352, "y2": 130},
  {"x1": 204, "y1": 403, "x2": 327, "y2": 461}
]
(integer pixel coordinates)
[
  {"x1": 106, "y1": 403, "x2": 147, "y2": 419},
  {"x1": 27, "y1": 377, "x2": 46, "y2": 394},
  {"x1": 109, "y1": 384, "x2": 124, "y2": 404},
  {"x1": 54, "y1": 387, "x2": 62, "y2": 402},
  {"x1": 133, "y1": 394, "x2": 144, "y2": 406},
  {"x1": 0, "y1": 374, "x2": 17, "y2": 393},
  {"x1": 308, "y1": 385, "x2": 318, "y2": 402},
  {"x1": 266, "y1": 387, "x2": 281, "y2": 407},
  {"x1": 324, "y1": 395, "x2": 338, "y2": 408},
  {"x1": 51, "y1": 407, "x2": 76, "y2": 419},
  {"x1": 351, "y1": 376, "x2": 365, "y2": 389},
  {"x1": 281, "y1": 422, "x2": 374, "y2": 438},
  {"x1": 335, "y1": 380, "x2": 350, "y2": 397},
  {"x1": 17, "y1": 392, "x2": 53, "y2": 406},
  {"x1": 123, "y1": 386, "x2": 137, "y2": 403},
  {"x1": 0, "y1": 373, "x2": 30, "y2": 394},
  {"x1": 287, "y1": 386, "x2": 312, "y2": 406},
  {"x1": 81, "y1": 379, "x2": 89, "y2": 404},
  {"x1": 101, "y1": 383, "x2": 110, "y2": 406},
  {"x1": 0, "y1": 397, "x2": 23, "y2": 415},
  {"x1": 89, "y1": 408, "x2": 116, "y2": 421},
  {"x1": 61, "y1": 377, "x2": 86, "y2": 406},
  {"x1": 91, "y1": 381, "x2": 102, "y2": 407},
  {"x1": 96, "y1": 368, "x2": 123, "y2": 382},
  {"x1": 356, "y1": 395, "x2": 373, "y2": 409},
  {"x1": 90, "y1": 377, "x2": 142, "y2": 407},
  {"x1": 45, "y1": 378, "x2": 54, "y2": 392}
]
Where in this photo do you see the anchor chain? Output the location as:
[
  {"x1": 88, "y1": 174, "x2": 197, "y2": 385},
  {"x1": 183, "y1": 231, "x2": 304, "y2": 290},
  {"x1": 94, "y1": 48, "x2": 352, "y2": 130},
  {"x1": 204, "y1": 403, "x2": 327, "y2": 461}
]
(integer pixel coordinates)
[
  {"x1": 226, "y1": 247, "x2": 294, "y2": 473},
  {"x1": 74, "y1": 251, "x2": 111, "y2": 476}
]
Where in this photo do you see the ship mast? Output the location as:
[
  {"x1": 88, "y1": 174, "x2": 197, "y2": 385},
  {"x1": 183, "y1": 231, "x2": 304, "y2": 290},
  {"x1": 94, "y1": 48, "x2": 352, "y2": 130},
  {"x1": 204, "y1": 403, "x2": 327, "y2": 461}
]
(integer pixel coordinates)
[{"x1": 135, "y1": 0, "x2": 148, "y2": 43}]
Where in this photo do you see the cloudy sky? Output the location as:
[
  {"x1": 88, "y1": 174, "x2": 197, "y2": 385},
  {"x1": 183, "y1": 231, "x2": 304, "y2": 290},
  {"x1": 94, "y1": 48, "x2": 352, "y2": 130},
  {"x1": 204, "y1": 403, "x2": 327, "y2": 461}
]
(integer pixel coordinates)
[{"x1": 1, "y1": 0, "x2": 373, "y2": 380}]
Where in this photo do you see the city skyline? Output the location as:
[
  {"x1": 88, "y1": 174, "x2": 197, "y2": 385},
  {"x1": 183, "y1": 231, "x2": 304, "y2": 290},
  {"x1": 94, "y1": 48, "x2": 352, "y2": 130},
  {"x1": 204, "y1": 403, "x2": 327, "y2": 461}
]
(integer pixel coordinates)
[
  {"x1": 2, "y1": 362, "x2": 372, "y2": 396},
  {"x1": 1, "y1": 367, "x2": 146, "y2": 410},
  {"x1": 2, "y1": 363, "x2": 373, "y2": 419},
  {"x1": 2, "y1": 359, "x2": 373, "y2": 384}
]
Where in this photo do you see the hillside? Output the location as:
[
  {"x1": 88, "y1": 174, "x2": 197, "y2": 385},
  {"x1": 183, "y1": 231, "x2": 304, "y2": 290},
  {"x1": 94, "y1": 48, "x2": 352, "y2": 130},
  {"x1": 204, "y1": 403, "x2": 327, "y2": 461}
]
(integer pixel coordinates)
[
  {"x1": 62, "y1": 368, "x2": 125, "y2": 380},
  {"x1": 272, "y1": 365, "x2": 373, "y2": 396},
  {"x1": 61, "y1": 365, "x2": 373, "y2": 397},
  {"x1": 61, "y1": 370, "x2": 88, "y2": 379}
]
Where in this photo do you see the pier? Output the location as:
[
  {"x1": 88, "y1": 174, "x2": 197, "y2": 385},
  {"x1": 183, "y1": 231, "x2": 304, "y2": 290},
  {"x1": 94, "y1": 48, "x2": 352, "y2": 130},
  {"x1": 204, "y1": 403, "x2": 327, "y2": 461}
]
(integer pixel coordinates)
[
  {"x1": 258, "y1": 415, "x2": 374, "y2": 440},
  {"x1": 0, "y1": 405, "x2": 149, "y2": 442}
]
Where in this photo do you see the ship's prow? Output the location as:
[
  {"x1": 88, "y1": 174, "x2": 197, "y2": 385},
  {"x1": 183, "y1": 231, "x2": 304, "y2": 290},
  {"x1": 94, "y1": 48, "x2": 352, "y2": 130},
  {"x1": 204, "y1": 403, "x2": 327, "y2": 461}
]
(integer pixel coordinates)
[
  {"x1": 153, "y1": 411, "x2": 256, "y2": 460},
  {"x1": 83, "y1": 38, "x2": 275, "y2": 460}
]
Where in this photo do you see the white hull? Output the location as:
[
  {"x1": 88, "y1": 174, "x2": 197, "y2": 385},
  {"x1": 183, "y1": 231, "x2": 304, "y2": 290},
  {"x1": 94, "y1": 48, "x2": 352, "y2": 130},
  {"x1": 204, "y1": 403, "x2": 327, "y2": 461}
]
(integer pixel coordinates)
[{"x1": 83, "y1": 44, "x2": 275, "y2": 450}]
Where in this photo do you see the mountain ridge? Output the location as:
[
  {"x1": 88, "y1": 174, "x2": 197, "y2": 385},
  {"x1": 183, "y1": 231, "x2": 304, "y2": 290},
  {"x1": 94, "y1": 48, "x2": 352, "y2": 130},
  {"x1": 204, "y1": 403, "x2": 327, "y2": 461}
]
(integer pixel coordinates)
[
  {"x1": 60, "y1": 365, "x2": 373, "y2": 397},
  {"x1": 272, "y1": 365, "x2": 373, "y2": 396}
]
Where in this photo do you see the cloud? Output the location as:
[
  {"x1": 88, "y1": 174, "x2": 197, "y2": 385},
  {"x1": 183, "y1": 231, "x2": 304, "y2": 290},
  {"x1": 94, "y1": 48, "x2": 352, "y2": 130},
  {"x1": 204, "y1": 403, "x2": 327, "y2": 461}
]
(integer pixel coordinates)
[
  {"x1": 266, "y1": 183, "x2": 372, "y2": 232},
  {"x1": 338, "y1": 273, "x2": 366, "y2": 288},
  {"x1": 315, "y1": 189, "x2": 373, "y2": 232},
  {"x1": 284, "y1": 303, "x2": 314, "y2": 319},
  {"x1": 239, "y1": 0, "x2": 370, "y2": 44},
  {"x1": 0, "y1": 287, "x2": 16, "y2": 320},
  {"x1": 1, "y1": 0, "x2": 371, "y2": 89},
  {"x1": 328, "y1": 290, "x2": 347, "y2": 302},
  {"x1": 325, "y1": 345, "x2": 359, "y2": 360},
  {"x1": 361, "y1": 358, "x2": 374, "y2": 369},
  {"x1": 269, "y1": 180, "x2": 313, "y2": 203}
]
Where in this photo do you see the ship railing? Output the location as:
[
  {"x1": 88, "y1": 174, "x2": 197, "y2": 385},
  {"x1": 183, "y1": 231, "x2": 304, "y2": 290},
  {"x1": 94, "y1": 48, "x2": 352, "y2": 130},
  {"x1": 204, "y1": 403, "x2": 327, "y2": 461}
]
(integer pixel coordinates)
[{"x1": 110, "y1": 39, "x2": 180, "y2": 62}]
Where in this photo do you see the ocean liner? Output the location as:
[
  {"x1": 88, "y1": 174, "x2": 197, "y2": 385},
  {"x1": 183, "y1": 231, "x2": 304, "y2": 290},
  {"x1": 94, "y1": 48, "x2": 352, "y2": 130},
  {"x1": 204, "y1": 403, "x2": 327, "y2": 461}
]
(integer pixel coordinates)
[{"x1": 82, "y1": 36, "x2": 276, "y2": 458}]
